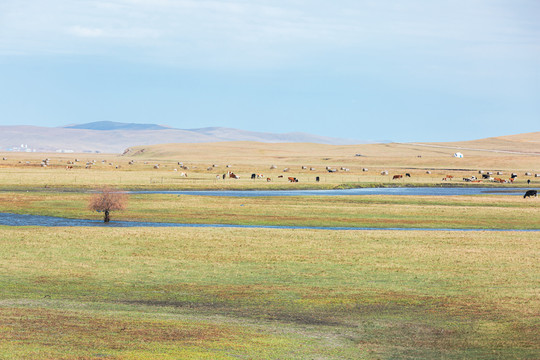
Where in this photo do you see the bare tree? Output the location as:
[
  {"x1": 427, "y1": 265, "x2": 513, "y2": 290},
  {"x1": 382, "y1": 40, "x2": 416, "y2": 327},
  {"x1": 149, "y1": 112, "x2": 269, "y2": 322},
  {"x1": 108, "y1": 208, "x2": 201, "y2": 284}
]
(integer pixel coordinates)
[{"x1": 88, "y1": 187, "x2": 127, "y2": 222}]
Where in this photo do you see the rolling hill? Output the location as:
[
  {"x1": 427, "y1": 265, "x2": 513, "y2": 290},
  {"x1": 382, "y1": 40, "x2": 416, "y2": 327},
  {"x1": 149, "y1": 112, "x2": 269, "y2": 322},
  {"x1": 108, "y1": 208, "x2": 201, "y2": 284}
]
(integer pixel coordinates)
[{"x1": 0, "y1": 122, "x2": 361, "y2": 153}]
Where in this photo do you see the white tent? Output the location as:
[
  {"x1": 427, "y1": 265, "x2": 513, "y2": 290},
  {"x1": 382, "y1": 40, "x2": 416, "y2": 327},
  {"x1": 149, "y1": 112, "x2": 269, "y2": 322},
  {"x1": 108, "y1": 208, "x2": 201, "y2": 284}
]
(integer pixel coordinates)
[{"x1": 454, "y1": 152, "x2": 464, "y2": 158}]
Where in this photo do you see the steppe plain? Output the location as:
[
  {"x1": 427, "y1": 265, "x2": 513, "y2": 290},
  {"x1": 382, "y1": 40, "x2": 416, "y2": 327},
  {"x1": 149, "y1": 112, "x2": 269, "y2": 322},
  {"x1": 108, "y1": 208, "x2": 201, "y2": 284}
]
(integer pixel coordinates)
[{"x1": 0, "y1": 133, "x2": 539, "y2": 359}]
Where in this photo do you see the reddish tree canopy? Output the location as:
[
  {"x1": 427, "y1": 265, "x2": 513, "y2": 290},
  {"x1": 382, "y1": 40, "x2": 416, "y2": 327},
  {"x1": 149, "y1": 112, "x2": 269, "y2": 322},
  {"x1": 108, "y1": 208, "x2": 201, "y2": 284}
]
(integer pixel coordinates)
[{"x1": 89, "y1": 187, "x2": 127, "y2": 222}]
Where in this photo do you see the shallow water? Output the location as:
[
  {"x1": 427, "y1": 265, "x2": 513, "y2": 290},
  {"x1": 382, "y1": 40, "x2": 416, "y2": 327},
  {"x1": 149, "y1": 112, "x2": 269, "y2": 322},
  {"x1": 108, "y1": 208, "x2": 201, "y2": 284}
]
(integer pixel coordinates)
[
  {"x1": 1, "y1": 212, "x2": 538, "y2": 232},
  {"x1": 130, "y1": 187, "x2": 535, "y2": 197}
]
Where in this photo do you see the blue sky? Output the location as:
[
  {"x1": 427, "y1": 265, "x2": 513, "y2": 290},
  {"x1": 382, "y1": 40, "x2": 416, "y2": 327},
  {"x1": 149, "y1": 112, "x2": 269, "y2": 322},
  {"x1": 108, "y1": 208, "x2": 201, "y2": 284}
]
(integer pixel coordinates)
[{"x1": 1, "y1": 0, "x2": 538, "y2": 142}]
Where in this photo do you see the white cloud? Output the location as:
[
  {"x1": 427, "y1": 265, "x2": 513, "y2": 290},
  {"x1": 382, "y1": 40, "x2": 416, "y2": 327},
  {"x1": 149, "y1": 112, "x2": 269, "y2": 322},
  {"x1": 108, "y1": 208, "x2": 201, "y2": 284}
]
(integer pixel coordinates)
[
  {"x1": 0, "y1": 0, "x2": 538, "y2": 70},
  {"x1": 69, "y1": 26, "x2": 106, "y2": 38}
]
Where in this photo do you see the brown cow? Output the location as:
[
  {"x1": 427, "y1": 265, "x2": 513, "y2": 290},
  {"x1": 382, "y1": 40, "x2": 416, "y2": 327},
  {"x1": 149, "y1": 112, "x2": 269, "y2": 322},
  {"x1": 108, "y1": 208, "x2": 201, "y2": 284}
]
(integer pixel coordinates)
[
  {"x1": 392, "y1": 175, "x2": 403, "y2": 180},
  {"x1": 288, "y1": 177, "x2": 298, "y2": 182}
]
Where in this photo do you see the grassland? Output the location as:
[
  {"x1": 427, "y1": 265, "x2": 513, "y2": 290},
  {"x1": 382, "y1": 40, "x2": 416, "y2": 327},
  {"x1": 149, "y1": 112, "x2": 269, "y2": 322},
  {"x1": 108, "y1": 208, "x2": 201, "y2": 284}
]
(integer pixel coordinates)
[
  {"x1": 0, "y1": 191, "x2": 539, "y2": 230},
  {"x1": 0, "y1": 139, "x2": 539, "y2": 359},
  {"x1": 1, "y1": 138, "x2": 539, "y2": 191},
  {"x1": 0, "y1": 227, "x2": 538, "y2": 359}
]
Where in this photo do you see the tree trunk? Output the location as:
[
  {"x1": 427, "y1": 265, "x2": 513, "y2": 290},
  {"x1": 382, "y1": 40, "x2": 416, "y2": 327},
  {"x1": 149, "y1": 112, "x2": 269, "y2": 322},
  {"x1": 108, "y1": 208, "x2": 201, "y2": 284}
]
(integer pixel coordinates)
[{"x1": 104, "y1": 210, "x2": 110, "y2": 223}]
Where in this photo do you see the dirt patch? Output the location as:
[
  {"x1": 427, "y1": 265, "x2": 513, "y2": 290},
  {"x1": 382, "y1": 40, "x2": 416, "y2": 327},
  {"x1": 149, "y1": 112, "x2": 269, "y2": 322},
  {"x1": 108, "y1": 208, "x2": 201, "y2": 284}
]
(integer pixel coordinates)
[{"x1": 0, "y1": 307, "x2": 238, "y2": 350}]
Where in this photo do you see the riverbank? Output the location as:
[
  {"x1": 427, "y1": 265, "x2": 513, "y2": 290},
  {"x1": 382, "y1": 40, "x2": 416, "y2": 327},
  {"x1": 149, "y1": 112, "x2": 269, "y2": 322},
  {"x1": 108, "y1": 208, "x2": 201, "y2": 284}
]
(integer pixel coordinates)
[{"x1": 1, "y1": 191, "x2": 538, "y2": 230}]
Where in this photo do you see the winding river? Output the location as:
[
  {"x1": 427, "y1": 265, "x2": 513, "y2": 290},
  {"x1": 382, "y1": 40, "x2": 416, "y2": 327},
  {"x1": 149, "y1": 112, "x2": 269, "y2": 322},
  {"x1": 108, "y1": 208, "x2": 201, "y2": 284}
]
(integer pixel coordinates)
[
  {"x1": 1, "y1": 187, "x2": 537, "y2": 230},
  {"x1": 130, "y1": 187, "x2": 533, "y2": 197},
  {"x1": 1, "y1": 213, "x2": 538, "y2": 232}
]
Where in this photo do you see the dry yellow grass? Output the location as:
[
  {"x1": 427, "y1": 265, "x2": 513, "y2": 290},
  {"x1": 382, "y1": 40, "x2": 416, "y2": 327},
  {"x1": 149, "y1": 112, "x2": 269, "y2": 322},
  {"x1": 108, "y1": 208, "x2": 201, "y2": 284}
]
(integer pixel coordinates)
[
  {"x1": 432, "y1": 131, "x2": 540, "y2": 154},
  {"x1": 1, "y1": 133, "x2": 539, "y2": 190}
]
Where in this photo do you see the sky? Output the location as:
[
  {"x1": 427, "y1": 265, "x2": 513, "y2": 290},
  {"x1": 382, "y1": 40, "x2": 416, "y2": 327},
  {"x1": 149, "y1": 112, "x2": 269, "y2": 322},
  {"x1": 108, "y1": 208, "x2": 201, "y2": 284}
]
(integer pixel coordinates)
[{"x1": 0, "y1": 0, "x2": 539, "y2": 142}]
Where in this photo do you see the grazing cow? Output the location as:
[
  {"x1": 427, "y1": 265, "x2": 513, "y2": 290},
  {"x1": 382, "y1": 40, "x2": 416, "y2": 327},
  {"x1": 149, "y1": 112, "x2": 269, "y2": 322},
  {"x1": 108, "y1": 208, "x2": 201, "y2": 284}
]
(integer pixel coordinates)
[
  {"x1": 257, "y1": 174, "x2": 264, "y2": 179},
  {"x1": 381, "y1": 171, "x2": 388, "y2": 175},
  {"x1": 267, "y1": 178, "x2": 271, "y2": 182},
  {"x1": 278, "y1": 175, "x2": 283, "y2": 178},
  {"x1": 482, "y1": 174, "x2": 491, "y2": 179},
  {"x1": 229, "y1": 172, "x2": 239, "y2": 179},
  {"x1": 405, "y1": 173, "x2": 411, "y2": 177},
  {"x1": 392, "y1": 175, "x2": 403, "y2": 180},
  {"x1": 527, "y1": 179, "x2": 531, "y2": 185},
  {"x1": 523, "y1": 190, "x2": 537, "y2": 198},
  {"x1": 316, "y1": 176, "x2": 320, "y2": 182},
  {"x1": 362, "y1": 168, "x2": 368, "y2": 172},
  {"x1": 288, "y1": 177, "x2": 298, "y2": 182},
  {"x1": 511, "y1": 173, "x2": 518, "y2": 179},
  {"x1": 251, "y1": 173, "x2": 256, "y2": 179},
  {"x1": 446, "y1": 175, "x2": 454, "y2": 179},
  {"x1": 216, "y1": 175, "x2": 221, "y2": 180}
]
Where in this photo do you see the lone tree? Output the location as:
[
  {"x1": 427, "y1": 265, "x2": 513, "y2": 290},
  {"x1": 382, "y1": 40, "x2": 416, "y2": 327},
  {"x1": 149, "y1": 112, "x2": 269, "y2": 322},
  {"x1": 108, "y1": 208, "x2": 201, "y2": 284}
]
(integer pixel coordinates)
[{"x1": 89, "y1": 187, "x2": 127, "y2": 222}]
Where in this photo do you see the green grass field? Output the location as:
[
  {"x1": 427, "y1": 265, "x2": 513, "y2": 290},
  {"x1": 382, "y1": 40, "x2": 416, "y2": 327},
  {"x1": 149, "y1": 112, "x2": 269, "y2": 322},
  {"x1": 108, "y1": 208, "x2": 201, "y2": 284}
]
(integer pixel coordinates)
[
  {"x1": 0, "y1": 191, "x2": 538, "y2": 230},
  {"x1": 0, "y1": 227, "x2": 538, "y2": 359},
  {"x1": 0, "y1": 144, "x2": 539, "y2": 359}
]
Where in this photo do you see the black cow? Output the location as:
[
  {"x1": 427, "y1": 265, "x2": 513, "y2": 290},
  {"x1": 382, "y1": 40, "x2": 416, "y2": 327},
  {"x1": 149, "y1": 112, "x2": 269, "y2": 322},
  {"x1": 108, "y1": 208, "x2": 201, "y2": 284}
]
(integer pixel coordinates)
[
  {"x1": 251, "y1": 173, "x2": 256, "y2": 179},
  {"x1": 405, "y1": 173, "x2": 411, "y2": 177},
  {"x1": 523, "y1": 190, "x2": 537, "y2": 198}
]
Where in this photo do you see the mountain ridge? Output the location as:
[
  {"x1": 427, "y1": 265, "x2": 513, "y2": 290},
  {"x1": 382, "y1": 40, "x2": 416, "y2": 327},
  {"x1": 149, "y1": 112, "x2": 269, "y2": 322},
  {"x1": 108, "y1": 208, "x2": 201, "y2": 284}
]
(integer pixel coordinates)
[
  {"x1": 0, "y1": 122, "x2": 363, "y2": 153},
  {"x1": 63, "y1": 121, "x2": 171, "y2": 131}
]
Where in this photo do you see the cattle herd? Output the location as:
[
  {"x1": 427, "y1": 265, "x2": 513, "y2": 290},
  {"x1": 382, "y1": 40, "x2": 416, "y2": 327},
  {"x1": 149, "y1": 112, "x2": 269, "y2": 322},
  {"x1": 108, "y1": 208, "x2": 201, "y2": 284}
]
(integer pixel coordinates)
[{"x1": 3, "y1": 156, "x2": 538, "y2": 199}]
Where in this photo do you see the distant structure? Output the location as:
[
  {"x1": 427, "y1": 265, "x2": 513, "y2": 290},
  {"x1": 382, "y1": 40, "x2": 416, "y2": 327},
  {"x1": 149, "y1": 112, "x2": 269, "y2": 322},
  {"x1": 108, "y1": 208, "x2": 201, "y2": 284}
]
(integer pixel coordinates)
[{"x1": 453, "y1": 152, "x2": 464, "y2": 158}]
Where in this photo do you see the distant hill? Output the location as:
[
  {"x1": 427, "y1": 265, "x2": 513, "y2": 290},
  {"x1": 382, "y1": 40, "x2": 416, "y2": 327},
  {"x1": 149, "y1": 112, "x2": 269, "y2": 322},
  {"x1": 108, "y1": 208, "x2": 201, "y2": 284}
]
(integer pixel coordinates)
[
  {"x1": 0, "y1": 122, "x2": 362, "y2": 153},
  {"x1": 64, "y1": 121, "x2": 171, "y2": 131},
  {"x1": 410, "y1": 132, "x2": 540, "y2": 155}
]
